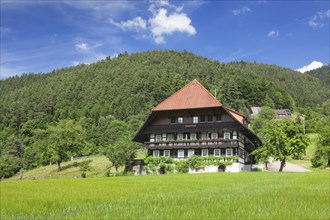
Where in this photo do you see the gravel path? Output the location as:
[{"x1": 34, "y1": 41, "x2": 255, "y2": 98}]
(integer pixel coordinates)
[{"x1": 267, "y1": 160, "x2": 311, "y2": 172}]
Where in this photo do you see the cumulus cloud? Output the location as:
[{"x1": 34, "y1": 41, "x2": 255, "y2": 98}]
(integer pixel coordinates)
[
  {"x1": 109, "y1": 16, "x2": 147, "y2": 31},
  {"x1": 75, "y1": 43, "x2": 89, "y2": 51},
  {"x1": 149, "y1": 8, "x2": 196, "y2": 44},
  {"x1": 296, "y1": 61, "x2": 323, "y2": 73},
  {"x1": 232, "y1": 6, "x2": 251, "y2": 16},
  {"x1": 108, "y1": 1, "x2": 197, "y2": 44},
  {"x1": 308, "y1": 9, "x2": 330, "y2": 28},
  {"x1": 267, "y1": 29, "x2": 279, "y2": 38}
]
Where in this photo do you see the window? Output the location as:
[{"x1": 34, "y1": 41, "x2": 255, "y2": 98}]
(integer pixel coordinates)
[
  {"x1": 214, "y1": 149, "x2": 220, "y2": 156},
  {"x1": 164, "y1": 150, "x2": 170, "y2": 157},
  {"x1": 211, "y1": 132, "x2": 218, "y2": 139},
  {"x1": 224, "y1": 132, "x2": 231, "y2": 140},
  {"x1": 177, "y1": 133, "x2": 183, "y2": 141},
  {"x1": 178, "y1": 150, "x2": 185, "y2": 158},
  {"x1": 190, "y1": 133, "x2": 197, "y2": 140},
  {"x1": 193, "y1": 116, "x2": 198, "y2": 124},
  {"x1": 162, "y1": 133, "x2": 167, "y2": 141},
  {"x1": 170, "y1": 116, "x2": 176, "y2": 124},
  {"x1": 167, "y1": 133, "x2": 173, "y2": 141},
  {"x1": 226, "y1": 148, "x2": 233, "y2": 156},
  {"x1": 201, "y1": 132, "x2": 208, "y2": 140},
  {"x1": 153, "y1": 150, "x2": 159, "y2": 157},
  {"x1": 207, "y1": 115, "x2": 213, "y2": 122},
  {"x1": 216, "y1": 114, "x2": 221, "y2": 122},
  {"x1": 156, "y1": 134, "x2": 161, "y2": 142},
  {"x1": 200, "y1": 115, "x2": 205, "y2": 122},
  {"x1": 188, "y1": 149, "x2": 195, "y2": 157},
  {"x1": 177, "y1": 116, "x2": 183, "y2": 124},
  {"x1": 233, "y1": 131, "x2": 237, "y2": 139},
  {"x1": 150, "y1": 134, "x2": 155, "y2": 142},
  {"x1": 202, "y1": 149, "x2": 209, "y2": 156}
]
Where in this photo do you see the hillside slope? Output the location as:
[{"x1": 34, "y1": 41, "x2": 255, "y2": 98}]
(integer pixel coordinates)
[
  {"x1": 306, "y1": 64, "x2": 330, "y2": 86},
  {"x1": 0, "y1": 50, "x2": 328, "y2": 129}
]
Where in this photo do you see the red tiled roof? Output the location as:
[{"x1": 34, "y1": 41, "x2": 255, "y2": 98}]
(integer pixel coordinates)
[
  {"x1": 226, "y1": 108, "x2": 244, "y2": 124},
  {"x1": 152, "y1": 79, "x2": 222, "y2": 111}
]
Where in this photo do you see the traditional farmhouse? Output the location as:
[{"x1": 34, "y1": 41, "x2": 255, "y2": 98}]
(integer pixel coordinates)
[
  {"x1": 250, "y1": 107, "x2": 292, "y2": 119},
  {"x1": 133, "y1": 79, "x2": 262, "y2": 172}
]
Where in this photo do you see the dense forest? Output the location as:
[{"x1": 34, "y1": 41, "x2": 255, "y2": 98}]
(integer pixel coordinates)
[
  {"x1": 0, "y1": 50, "x2": 329, "y2": 178},
  {"x1": 306, "y1": 64, "x2": 330, "y2": 86}
]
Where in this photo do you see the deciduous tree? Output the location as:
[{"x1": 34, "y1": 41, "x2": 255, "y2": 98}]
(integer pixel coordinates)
[{"x1": 257, "y1": 119, "x2": 309, "y2": 171}]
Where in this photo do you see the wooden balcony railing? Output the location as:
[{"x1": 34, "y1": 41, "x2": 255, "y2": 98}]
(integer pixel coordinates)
[
  {"x1": 145, "y1": 139, "x2": 239, "y2": 149},
  {"x1": 143, "y1": 122, "x2": 241, "y2": 133}
]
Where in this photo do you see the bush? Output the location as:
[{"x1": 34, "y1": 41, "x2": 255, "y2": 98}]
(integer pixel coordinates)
[
  {"x1": 72, "y1": 162, "x2": 79, "y2": 167},
  {"x1": 175, "y1": 160, "x2": 189, "y2": 173},
  {"x1": 144, "y1": 156, "x2": 237, "y2": 175},
  {"x1": 144, "y1": 156, "x2": 175, "y2": 174},
  {"x1": 79, "y1": 160, "x2": 92, "y2": 178},
  {"x1": 0, "y1": 156, "x2": 20, "y2": 179},
  {"x1": 104, "y1": 169, "x2": 112, "y2": 177},
  {"x1": 311, "y1": 152, "x2": 325, "y2": 168}
]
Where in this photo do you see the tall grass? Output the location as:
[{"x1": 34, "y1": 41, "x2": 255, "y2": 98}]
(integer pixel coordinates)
[{"x1": 1, "y1": 172, "x2": 329, "y2": 219}]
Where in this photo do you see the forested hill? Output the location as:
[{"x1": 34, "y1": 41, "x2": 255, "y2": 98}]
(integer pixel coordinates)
[
  {"x1": 306, "y1": 64, "x2": 330, "y2": 86},
  {"x1": 0, "y1": 50, "x2": 329, "y2": 129}
]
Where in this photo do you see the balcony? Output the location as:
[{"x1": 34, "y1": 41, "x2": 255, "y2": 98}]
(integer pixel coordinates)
[
  {"x1": 145, "y1": 139, "x2": 239, "y2": 149},
  {"x1": 143, "y1": 122, "x2": 241, "y2": 134}
]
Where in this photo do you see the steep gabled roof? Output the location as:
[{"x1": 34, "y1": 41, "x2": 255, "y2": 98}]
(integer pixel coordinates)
[
  {"x1": 152, "y1": 79, "x2": 222, "y2": 111},
  {"x1": 226, "y1": 108, "x2": 245, "y2": 124}
]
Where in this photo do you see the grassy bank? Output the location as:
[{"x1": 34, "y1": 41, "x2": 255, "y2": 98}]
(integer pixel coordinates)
[
  {"x1": 1, "y1": 172, "x2": 329, "y2": 219},
  {"x1": 9, "y1": 155, "x2": 112, "y2": 180},
  {"x1": 289, "y1": 133, "x2": 319, "y2": 169}
]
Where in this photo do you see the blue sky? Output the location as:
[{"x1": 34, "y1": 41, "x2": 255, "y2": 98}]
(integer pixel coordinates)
[{"x1": 1, "y1": 0, "x2": 329, "y2": 79}]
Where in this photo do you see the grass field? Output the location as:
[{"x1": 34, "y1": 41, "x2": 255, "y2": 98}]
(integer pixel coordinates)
[{"x1": 1, "y1": 172, "x2": 329, "y2": 219}]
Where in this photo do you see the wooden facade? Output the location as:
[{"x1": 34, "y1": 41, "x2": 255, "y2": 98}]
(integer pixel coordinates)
[{"x1": 133, "y1": 79, "x2": 262, "y2": 170}]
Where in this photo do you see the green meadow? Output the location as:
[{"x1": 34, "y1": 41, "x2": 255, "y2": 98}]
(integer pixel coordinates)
[{"x1": 1, "y1": 172, "x2": 329, "y2": 219}]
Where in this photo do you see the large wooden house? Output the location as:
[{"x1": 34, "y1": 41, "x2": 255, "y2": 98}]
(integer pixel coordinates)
[{"x1": 133, "y1": 79, "x2": 262, "y2": 172}]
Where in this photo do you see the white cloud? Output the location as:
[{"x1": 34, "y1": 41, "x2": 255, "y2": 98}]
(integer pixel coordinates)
[
  {"x1": 232, "y1": 6, "x2": 251, "y2": 16},
  {"x1": 296, "y1": 61, "x2": 323, "y2": 73},
  {"x1": 267, "y1": 30, "x2": 279, "y2": 38},
  {"x1": 109, "y1": 16, "x2": 147, "y2": 31},
  {"x1": 149, "y1": 8, "x2": 196, "y2": 44},
  {"x1": 75, "y1": 43, "x2": 89, "y2": 51},
  {"x1": 318, "y1": 9, "x2": 330, "y2": 19},
  {"x1": 308, "y1": 9, "x2": 330, "y2": 28},
  {"x1": 108, "y1": 1, "x2": 197, "y2": 44}
]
